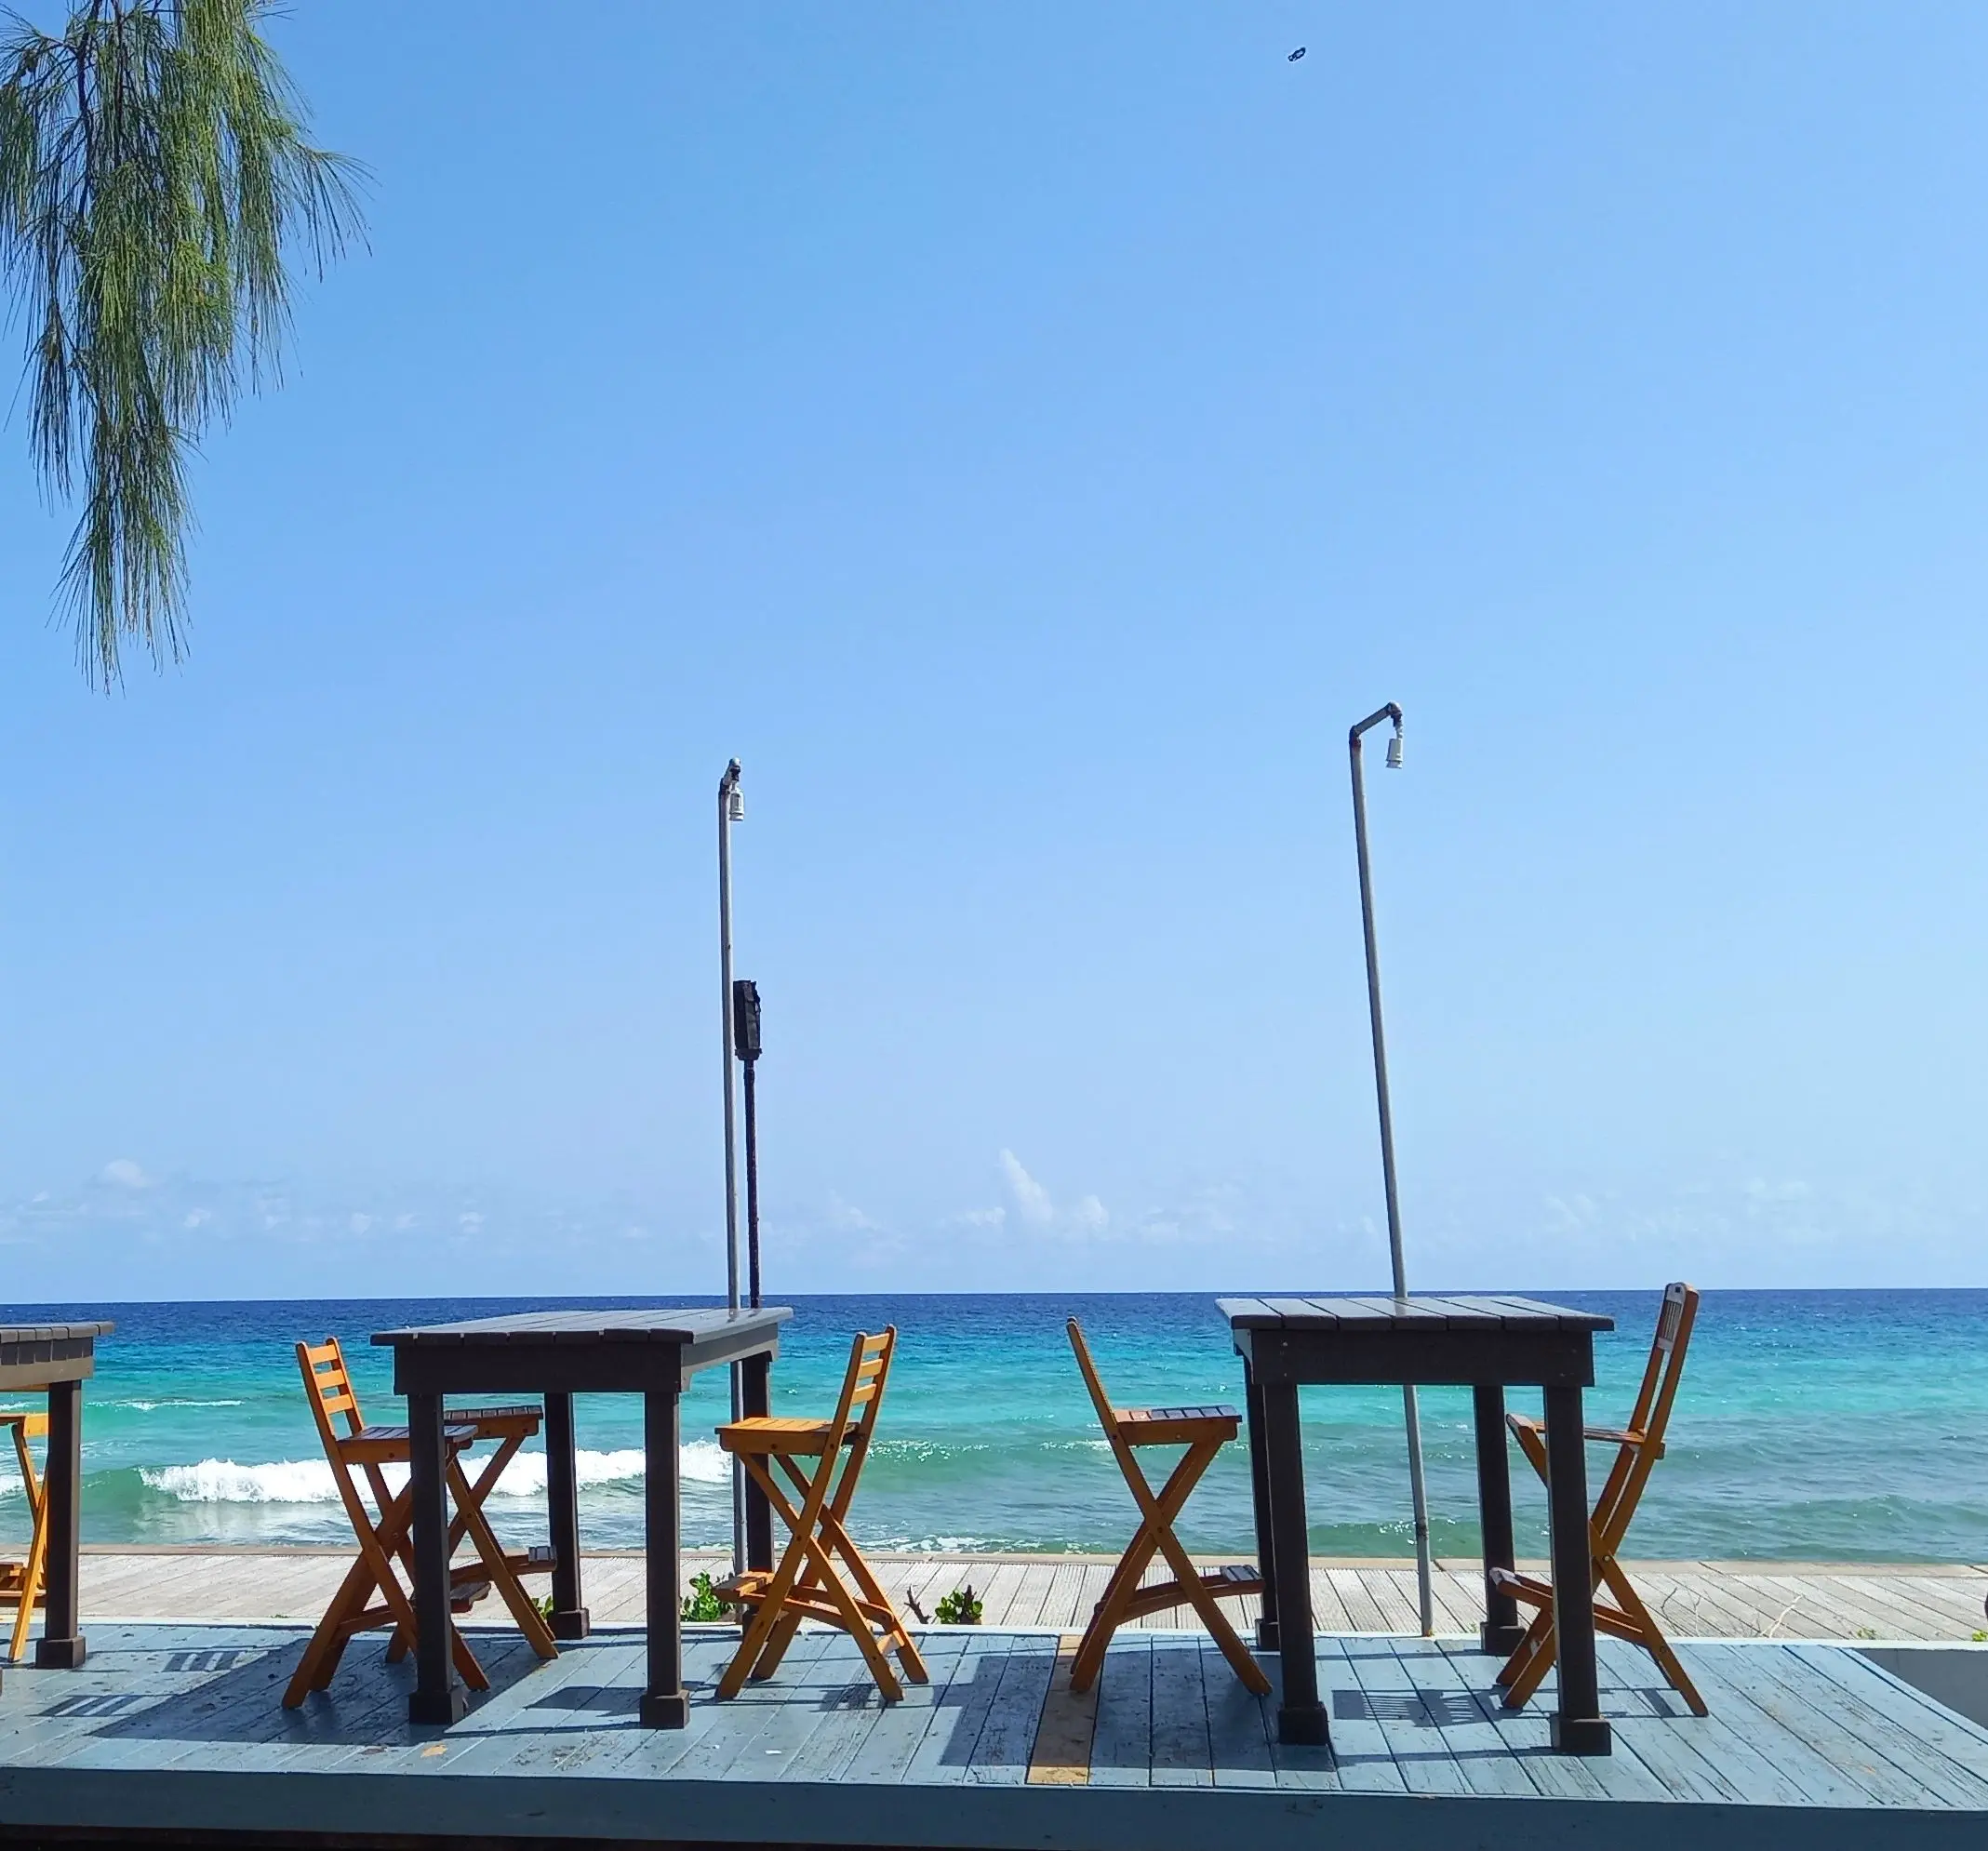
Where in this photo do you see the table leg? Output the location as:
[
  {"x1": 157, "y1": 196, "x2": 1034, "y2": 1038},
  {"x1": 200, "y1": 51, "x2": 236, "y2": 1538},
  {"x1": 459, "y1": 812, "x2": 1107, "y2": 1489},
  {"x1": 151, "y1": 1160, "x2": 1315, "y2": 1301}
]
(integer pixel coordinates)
[
  {"x1": 1474, "y1": 1384, "x2": 1524, "y2": 1655},
  {"x1": 639, "y1": 1389, "x2": 688, "y2": 1727},
  {"x1": 33, "y1": 1380, "x2": 85, "y2": 1670},
  {"x1": 544, "y1": 1392, "x2": 590, "y2": 1640},
  {"x1": 1542, "y1": 1383, "x2": 1610, "y2": 1754},
  {"x1": 741, "y1": 1353, "x2": 773, "y2": 1574},
  {"x1": 1244, "y1": 1360, "x2": 1278, "y2": 1651},
  {"x1": 407, "y1": 1392, "x2": 466, "y2": 1725},
  {"x1": 1263, "y1": 1381, "x2": 1327, "y2": 1746}
]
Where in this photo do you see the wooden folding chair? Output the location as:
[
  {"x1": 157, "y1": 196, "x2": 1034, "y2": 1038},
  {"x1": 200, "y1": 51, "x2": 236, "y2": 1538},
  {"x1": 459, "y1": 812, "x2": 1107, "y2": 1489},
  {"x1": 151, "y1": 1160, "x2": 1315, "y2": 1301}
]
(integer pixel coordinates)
[
  {"x1": 1493, "y1": 1282, "x2": 1706, "y2": 1716},
  {"x1": 1066, "y1": 1318, "x2": 1269, "y2": 1696},
  {"x1": 283, "y1": 1338, "x2": 559, "y2": 1708},
  {"x1": 713, "y1": 1327, "x2": 927, "y2": 1702},
  {"x1": 0, "y1": 1412, "x2": 48, "y2": 1663}
]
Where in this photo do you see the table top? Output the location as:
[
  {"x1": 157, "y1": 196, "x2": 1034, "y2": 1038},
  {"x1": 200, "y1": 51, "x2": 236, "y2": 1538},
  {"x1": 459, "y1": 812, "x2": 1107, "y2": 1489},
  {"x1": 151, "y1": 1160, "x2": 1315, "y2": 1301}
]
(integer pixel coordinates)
[
  {"x1": 371, "y1": 1306, "x2": 793, "y2": 1348},
  {"x1": 1219, "y1": 1295, "x2": 1612, "y2": 1333},
  {"x1": 0, "y1": 1323, "x2": 115, "y2": 1343}
]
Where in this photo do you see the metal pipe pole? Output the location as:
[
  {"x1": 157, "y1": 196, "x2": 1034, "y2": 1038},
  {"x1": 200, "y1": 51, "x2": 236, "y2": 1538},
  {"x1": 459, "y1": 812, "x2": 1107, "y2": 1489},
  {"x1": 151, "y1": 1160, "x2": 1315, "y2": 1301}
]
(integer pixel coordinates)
[
  {"x1": 1349, "y1": 702, "x2": 1435, "y2": 1637},
  {"x1": 717, "y1": 758, "x2": 745, "y2": 1575}
]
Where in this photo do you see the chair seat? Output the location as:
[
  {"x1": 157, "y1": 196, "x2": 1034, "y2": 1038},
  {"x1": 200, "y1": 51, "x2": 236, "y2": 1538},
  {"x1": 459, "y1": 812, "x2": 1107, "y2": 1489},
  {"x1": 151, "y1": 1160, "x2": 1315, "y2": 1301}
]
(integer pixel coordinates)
[
  {"x1": 717, "y1": 1416, "x2": 859, "y2": 1457},
  {"x1": 336, "y1": 1421, "x2": 477, "y2": 1464},
  {"x1": 448, "y1": 1405, "x2": 543, "y2": 1440},
  {"x1": 1506, "y1": 1412, "x2": 1661, "y2": 1457},
  {"x1": 1116, "y1": 1405, "x2": 1242, "y2": 1445}
]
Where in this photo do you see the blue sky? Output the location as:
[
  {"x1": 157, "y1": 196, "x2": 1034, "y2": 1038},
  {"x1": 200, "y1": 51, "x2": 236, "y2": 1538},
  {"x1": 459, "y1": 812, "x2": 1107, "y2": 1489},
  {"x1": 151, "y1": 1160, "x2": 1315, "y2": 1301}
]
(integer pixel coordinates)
[{"x1": 2, "y1": 2, "x2": 1984, "y2": 1298}]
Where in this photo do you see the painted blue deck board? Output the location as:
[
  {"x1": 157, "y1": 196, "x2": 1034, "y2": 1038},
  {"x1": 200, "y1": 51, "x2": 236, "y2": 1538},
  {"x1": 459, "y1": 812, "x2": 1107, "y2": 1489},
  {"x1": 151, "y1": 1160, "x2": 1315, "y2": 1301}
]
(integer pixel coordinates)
[
  {"x1": 1148, "y1": 1642, "x2": 1213, "y2": 1789},
  {"x1": 1391, "y1": 1637, "x2": 1545, "y2": 1800},
  {"x1": 1085, "y1": 1636, "x2": 1151, "y2": 1789},
  {"x1": 709, "y1": 1636, "x2": 877, "y2": 1783},
  {"x1": 658, "y1": 1631, "x2": 840, "y2": 1782},
  {"x1": 1199, "y1": 1644, "x2": 1274, "y2": 1789},
  {"x1": 1428, "y1": 1640, "x2": 1654, "y2": 1804},
  {"x1": 1303, "y1": 1645, "x2": 1415, "y2": 1789},
  {"x1": 1728, "y1": 1641, "x2": 1988, "y2": 1808},
  {"x1": 834, "y1": 1636, "x2": 972, "y2": 1785},
  {"x1": 5, "y1": 1622, "x2": 1988, "y2": 1850},
  {"x1": 1628, "y1": 1653, "x2": 1838, "y2": 1810},
  {"x1": 963, "y1": 1633, "x2": 1058, "y2": 1785},
  {"x1": 1789, "y1": 1641, "x2": 1988, "y2": 1781},
  {"x1": 901, "y1": 1629, "x2": 1019, "y2": 1785},
  {"x1": 434, "y1": 1639, "x2": 650, "y2": 1780},
  {"x1": 1341, "y1": 1636, "x2": 1474, "y2": 1799}
]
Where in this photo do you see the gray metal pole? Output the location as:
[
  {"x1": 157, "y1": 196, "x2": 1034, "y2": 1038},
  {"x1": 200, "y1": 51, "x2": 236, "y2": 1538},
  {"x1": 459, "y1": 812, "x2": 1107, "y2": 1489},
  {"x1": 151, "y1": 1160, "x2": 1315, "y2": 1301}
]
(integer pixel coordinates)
[
  {"x1": 1349, "y1": 703, "x2": 1435, "y2": 1637},
  {"x1": 717, "y1": 758, "x2": 745, "y2": 1576}
]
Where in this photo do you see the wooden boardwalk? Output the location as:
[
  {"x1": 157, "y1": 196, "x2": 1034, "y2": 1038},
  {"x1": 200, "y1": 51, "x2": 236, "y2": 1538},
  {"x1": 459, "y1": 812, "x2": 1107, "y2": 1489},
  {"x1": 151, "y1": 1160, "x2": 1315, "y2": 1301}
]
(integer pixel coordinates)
[
  {"x1": 1, "y1": 1621, "x2": 1986, "y2": 1847},
  {"x1": 73, "y1": 1545, "x2": 1988, "y2": 1642}
]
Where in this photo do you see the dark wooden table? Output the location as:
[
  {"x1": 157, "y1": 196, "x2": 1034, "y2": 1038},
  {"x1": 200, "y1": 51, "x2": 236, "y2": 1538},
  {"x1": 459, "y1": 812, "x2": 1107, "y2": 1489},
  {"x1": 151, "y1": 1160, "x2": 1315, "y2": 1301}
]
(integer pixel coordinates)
[
  {"x1": 0, "y1": 1322, "x2": 114, "y2": 1683},
  {"x1": 373, "y1": 1306, "x2": 791, "y2": 1728},
  {"x1": 1221, "y1": 1294, "x2": 1616, "y2": 1755}
]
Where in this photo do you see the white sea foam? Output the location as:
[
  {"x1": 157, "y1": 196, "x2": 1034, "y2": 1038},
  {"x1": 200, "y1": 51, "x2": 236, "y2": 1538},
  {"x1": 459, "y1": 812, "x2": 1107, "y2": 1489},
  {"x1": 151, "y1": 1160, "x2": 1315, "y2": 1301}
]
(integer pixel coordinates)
[
  {"x1": 117, "y1": 1400, "x2": 247, "y2": 1413},
  {"x1": 138, "y1": 1441, "x2": 727, "y2": 1505}
]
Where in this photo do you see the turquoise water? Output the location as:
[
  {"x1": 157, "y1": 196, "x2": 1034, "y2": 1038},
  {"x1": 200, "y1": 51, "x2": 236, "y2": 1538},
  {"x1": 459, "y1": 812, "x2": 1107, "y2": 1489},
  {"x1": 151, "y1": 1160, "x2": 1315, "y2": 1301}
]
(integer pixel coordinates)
[{"x1": 1, "y1": 1292, "x2": 1983, "y2": 1562}]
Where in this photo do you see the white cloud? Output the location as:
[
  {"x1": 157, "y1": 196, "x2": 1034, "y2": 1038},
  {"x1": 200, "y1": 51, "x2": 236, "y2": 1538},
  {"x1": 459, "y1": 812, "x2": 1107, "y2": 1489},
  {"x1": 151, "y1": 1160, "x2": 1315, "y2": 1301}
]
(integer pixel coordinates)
[
  {"x1": 998, "y1": 1150, "x2": 1056, "y2": 1227},
  {"x1": 100, "y1": 1158, "x2": 151, "y2": 1190},
  {"x1": 992, "y1": 1151, "x2": 1109, "y2": 1237},
  {"x1": 182, "y1": 1208, "x2": 213, "y2": 1230},
  {"x1": 826, "y1": 1193, "x2": 880, "y2": 1232}
]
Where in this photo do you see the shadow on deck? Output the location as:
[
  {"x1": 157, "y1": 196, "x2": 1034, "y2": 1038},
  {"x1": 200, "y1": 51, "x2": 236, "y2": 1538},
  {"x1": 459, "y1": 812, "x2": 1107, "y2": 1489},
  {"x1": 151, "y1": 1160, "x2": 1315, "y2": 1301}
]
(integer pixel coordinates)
[{"x1": 0, "y1": 1621, "x2": 1986, "y2": 1849}]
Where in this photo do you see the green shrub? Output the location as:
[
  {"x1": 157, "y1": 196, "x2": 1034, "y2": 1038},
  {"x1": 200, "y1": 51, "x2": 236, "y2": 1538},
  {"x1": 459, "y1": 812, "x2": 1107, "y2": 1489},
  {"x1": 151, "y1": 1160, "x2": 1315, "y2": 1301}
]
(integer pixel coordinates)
[
  {"x1": 681, "y1": 1570, "x2": 727, "y2": 1622},
  {"x1": 935, "y1": 1585, "x2": 983, "y2": 1626}
]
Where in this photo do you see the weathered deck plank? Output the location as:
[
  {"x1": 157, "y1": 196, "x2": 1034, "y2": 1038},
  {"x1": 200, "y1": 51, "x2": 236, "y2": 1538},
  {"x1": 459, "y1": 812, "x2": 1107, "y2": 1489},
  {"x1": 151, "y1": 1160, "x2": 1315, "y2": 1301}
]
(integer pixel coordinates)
[
  {"x1": 61, "y1": 1547, "x2": 1988, "y2": 1650},
  {"x1": 1, "y1": 1625, "x2": 1985, "y2": 1848}
]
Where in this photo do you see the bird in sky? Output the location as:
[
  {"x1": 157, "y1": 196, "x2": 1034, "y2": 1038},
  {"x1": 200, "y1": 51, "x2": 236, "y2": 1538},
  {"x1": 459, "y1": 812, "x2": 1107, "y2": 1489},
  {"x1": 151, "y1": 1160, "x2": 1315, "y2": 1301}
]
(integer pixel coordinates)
[{"x1": 1288, "y1": 47, "x2": 1306, "y2": 61}]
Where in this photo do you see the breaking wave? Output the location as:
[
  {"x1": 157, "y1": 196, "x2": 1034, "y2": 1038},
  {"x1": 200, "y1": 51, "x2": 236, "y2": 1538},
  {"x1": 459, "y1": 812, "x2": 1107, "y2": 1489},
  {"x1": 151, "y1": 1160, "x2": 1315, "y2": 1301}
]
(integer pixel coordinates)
[{"x1": 138, "y1": 1441, "x2": 728, "y2": 1505}]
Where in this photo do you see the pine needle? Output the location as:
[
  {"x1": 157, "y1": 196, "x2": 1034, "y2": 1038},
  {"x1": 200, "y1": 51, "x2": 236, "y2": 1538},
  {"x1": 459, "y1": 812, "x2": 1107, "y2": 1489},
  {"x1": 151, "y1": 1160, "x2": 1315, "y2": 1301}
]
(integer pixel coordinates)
[{"x1": 0, "y1": 0, "x2": 366, "y2": 686}]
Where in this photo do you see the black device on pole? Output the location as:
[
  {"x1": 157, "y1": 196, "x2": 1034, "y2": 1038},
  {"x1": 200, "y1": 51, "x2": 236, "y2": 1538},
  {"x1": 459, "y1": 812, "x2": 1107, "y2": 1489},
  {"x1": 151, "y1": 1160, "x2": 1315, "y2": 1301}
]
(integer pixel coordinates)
[{"x1": 731, "y1": 979, "x2": 762, "y2": 1308}]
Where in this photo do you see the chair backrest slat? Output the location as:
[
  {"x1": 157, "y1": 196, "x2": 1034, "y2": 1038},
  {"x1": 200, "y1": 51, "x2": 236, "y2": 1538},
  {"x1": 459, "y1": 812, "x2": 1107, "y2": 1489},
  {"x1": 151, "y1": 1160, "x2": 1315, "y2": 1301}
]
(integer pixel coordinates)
[
  {"x1": 297, "y1": 1337, "x2": 366, "y2": 1441},
  {"x1": 1594, "y1": 1282, "x2": 1698, "y2": 1546},
  {"x1": 1640, "y1": 1282, "x2": 1698, "y2": 1450},
  {"x1": 832, "y1": 1329, "x2": 896, "y2": 1434},
  {"x1": 1065, "y1": 1319, "x2": 1122, "y2": 1438}
]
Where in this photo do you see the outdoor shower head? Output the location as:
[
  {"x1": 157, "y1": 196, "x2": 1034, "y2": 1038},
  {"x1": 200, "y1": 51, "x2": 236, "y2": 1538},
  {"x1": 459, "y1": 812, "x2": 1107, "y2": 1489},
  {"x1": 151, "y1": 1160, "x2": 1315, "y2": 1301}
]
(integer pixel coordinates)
[{"x1": 1386, "y1": 727, "x2": 1404, "y2": 769}]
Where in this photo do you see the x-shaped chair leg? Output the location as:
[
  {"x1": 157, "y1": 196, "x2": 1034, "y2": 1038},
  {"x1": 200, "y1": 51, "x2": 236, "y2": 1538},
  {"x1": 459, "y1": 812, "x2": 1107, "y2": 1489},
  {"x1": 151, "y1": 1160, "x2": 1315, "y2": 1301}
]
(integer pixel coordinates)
[
  {"x1": 745, "y1": 1453, "x2": 926, "y2": 1687},
  {"x1": 1496, "y1": 1431, "x2": 1704, "y2": 1716},
  {"x1": 286, "y1": 1482, "x2": 487, "y2": 1706},
  {"x1": 7, "y1": 1424, "x2": 44, "y2": 1664},
  {"x1": 721, "y1": 1451, "x2": 907, "y2": 1701},
  {"x1": 445, "y1": 1455, "x2": 559, "y2": 1659},
  {"x1": 1072, "y1": 1437, "x2": 1268, "y2": 1697},
  {"x1": 385, "y1": 1429, "x2": 534, "y2": 1663}
]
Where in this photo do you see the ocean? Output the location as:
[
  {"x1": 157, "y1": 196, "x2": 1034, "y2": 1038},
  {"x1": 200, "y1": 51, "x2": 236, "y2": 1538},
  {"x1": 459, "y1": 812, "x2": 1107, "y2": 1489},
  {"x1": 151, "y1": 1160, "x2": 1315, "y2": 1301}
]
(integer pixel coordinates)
[{"x1": 1, "y1": 1291, "x2": 1984, "y2": 1563}]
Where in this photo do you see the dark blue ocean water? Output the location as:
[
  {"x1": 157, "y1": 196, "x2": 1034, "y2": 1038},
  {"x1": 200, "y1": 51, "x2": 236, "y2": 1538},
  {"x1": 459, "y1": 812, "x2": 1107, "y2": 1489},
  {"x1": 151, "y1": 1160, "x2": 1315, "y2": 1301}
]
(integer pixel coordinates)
[{"x1": 2, "y1": 1291, "x2": 1983, "y2": 1561}]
